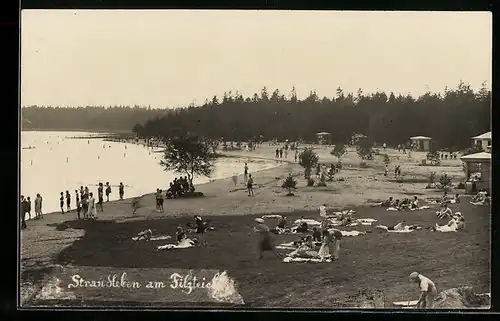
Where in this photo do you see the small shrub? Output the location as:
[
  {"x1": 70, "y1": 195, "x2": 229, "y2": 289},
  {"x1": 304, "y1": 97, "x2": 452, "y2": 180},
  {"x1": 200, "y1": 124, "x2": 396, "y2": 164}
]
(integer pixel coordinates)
[
  {"x1": 439, "y1": 174, "x2": 452, "y2": 189},
  {"x1": 299, "y1": 148, "x2": 319, "y2": 179},
  {"x1": 383, "y1": 154, "x2": 390, "y2": 165},
  {"x1": 281, "y1": 175, "x2": 298, "y2": 196},
  {"x1": 307, "y1": 178, "x2": 315, "y2": 186}
]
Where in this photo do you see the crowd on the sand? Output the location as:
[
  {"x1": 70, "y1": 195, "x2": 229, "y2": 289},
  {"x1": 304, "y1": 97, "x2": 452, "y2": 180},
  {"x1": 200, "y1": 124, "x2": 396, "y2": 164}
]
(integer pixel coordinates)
[{"x1": 20, "y1": 182, "x2": 125, "y2": 229}]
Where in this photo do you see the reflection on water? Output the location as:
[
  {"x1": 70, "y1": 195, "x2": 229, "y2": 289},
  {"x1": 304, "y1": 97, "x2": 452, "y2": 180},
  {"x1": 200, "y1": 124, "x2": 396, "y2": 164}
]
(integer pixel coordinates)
[{"x1": 21, "y1": 131, "x2": 278, "y2": 214}]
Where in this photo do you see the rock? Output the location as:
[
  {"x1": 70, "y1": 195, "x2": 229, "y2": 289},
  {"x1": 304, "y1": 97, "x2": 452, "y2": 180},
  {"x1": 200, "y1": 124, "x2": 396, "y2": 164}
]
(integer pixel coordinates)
[{"x1": 433, "y1": 287, "x2": 490, "y2": 308}]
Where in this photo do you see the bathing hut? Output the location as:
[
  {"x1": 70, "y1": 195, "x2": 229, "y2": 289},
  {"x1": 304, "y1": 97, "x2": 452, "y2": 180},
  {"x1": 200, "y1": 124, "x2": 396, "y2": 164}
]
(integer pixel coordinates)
[
  {"x1": 410, "y1": 136, "x2": 432, "y2": 151},
  {"x1": 471, "y1": 131, "x2": 491, "y2": 152},
  {"x1": 316, "y1": 132, "x2": 331, "y2": 145},
  {"x1": 460, "y1": 152, "x2": 491, "y2": 194}
]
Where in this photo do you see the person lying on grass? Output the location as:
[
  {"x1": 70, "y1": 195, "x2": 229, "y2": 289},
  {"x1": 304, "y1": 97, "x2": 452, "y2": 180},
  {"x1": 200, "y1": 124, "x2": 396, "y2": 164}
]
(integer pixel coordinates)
[
  {"x1": 372, "y1": 197, "x2": 394, "y2": 207},
  {"x1": 287, "y1": 236, "x2": 321, "y2": 259},
  {"x1": 436, "y1": 203, "x2": 453, "y2": 220},
  {"x1": 409, "y1": 272, "x2": 437, "y2": 309},
  {"x1": 470, "y1": 190, "x2": 490, "y2": 205},
  {"x1": 186, "y1": 215, "x2": 213, "y2": 233},
  {"x1": 376, "y1": 221, "x2": 420, "y2": 232},
  {"x1": 135, "y1": 229, "x2": 153, "y2": 241},
  {"x1": 431, "y1": 217, "x2": 459, "y2": 232},
  {"x1": 254, "y1": 218, "x2": 281, "y2": 259}
]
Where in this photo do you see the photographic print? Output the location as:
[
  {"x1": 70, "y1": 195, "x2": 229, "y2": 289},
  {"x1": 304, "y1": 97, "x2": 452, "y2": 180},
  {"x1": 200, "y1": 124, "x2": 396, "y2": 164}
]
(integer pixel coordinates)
[{"x1": 19, "y1": 10, "x2": 491, "y2": 309}]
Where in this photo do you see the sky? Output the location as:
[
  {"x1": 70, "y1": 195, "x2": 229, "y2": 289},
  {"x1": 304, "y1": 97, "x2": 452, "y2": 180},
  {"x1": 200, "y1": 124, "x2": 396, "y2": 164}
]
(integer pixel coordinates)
[{"x1": 21, "y1": 10, "x2": 492, "y2": 109}]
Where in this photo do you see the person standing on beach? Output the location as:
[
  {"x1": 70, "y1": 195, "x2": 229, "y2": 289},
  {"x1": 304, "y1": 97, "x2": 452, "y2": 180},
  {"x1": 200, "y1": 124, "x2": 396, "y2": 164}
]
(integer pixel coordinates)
[
  {"x1": 279, "y1": 148, "x2": 283, "y2": 158},
  {"x1": 75, "y1": 190, "x2": 81, "y2": 219},
  {"x1": 59, "y1": 192, "x2": 65, "y2": 214},
  {"x1": 88, "y1": 192, "x2": 97, "y2": 219},
  {"x1": 155, "y1": 189, "x2": 162, "y2": 212},
  {"x1": 247, "y1": 174, "x2": 255, "y2": 196},
  {"x1": 119, "y1": 182, "x2": 124, "y2": 200},
  {"x1": 34, "y1": 194, "x2": 42, "y2": 219},
  {"x1": 105, "y1": 182, "x2": 111, "y2": 202},
  {"x1": 25, "y1": 196, "x2": 32, "y2": 220},
  {"x1": 97, "y1": 183, "x2": 104, "y2": 212},
  {"x1": 275, "y1": 148, "x2": 279, "y2": 158},
  {"x1": 295, "y1": 149, "x2": 298, "y2": 162},
  {"x1": 81, "y1": 190, "x2": 89, "y2": 219},
  {"x1": 65, "y1": 190, "x2": 71, "y2": 211},
  {"x1": 244, "y1": 163, "x2": 249, "y2": 183},
  {"x1": 20, "y1": 196, "x2": 27, "y2": 229}
]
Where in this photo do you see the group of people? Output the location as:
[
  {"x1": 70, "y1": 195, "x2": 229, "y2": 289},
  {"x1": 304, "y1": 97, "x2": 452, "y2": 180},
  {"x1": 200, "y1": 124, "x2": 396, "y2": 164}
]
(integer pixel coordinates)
[
  {"x1": 165, "y1": 176, "x2": 194, "y2": 199},
  {"x1": 20, "y1": 182, "x2": 126, "y2": 230},
  {"x1": 20, "y1": 194, "x2": 44, "y2": 229}
]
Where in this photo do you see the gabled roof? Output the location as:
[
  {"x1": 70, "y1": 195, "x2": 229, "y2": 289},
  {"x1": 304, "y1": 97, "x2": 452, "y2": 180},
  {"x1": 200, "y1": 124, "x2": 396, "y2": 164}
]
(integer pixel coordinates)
[
  {"x1": 460, "y1": 152, "x2": 491, "y2": 162},
  {"x1": 410, "y1": 136, "x2": 431, "y2": 140},
  {"x1": 472, "y1": 131, "x2": 491, "y2": 140}
]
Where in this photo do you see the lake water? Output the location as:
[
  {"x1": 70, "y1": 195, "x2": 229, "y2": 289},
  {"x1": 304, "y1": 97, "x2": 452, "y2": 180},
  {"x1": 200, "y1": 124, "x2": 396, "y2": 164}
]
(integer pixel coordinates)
[{"x1": 21, "y1": 131, "x2": 278, "y2": 215}]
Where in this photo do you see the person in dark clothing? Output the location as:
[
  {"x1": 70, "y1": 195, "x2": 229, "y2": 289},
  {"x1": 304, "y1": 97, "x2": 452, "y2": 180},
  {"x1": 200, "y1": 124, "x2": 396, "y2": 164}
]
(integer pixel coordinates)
[
  {"x1": 275, "y1": 148, "x2": 279, "y2": 158},
  {"x1": 59, "y1": 192, "x2": 65, "y2": 213},
  {"x1": 312, "y1": 227, "x2": 322, "y2": 243},
  {"x1": 20, "y1": 196, "x2": 27, "y2": 229},
  {"x1": 26, "y1": 196, "x2": 32, "y2": 220}
]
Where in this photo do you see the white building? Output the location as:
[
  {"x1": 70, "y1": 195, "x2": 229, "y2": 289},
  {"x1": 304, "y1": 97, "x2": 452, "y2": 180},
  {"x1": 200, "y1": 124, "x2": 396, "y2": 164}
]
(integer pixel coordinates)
[
  {"x1": 410, "y1": 136, "x2": 432, "y2": 151},
  {"x1": 471, "y1": 131, "x2": 491, "y2": 152}
]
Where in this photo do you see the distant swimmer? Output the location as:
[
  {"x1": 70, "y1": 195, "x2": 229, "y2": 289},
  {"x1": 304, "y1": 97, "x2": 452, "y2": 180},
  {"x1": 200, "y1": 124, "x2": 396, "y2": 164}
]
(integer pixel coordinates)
[{"x1": 66, "y1": 157, "x2": 69, "y2": 163}]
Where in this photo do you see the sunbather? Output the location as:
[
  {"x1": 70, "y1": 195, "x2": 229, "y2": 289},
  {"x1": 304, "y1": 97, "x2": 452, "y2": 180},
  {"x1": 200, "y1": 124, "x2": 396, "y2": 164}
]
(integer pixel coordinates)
[
  {"x1": 296, "y1": 218, "x2": 309, "y2": 233},
  {"x1": 455, "y1": 213, "x2": 466, "y2": 230},
  {"x1": 471, "y1": 191, "x2": 490, "y2": 205},
  {"x1": 312, "y1": 227, "x2": 322, "y2": 242},
  {"x1": 432, "y1": 218, "x2": 458, "y2": 232},
  {"x1": 436, "y1": 203, "x2": 453, "y2": 219},
  {"x1": 377, "y1": 221, "x2": 420, "y2": 232},
  {"x1": 277, "y1": 216, "x2": 288, "y2": 229},
  {"x1": 410, "y1": 196, "x2": 419, "y2": 210}
]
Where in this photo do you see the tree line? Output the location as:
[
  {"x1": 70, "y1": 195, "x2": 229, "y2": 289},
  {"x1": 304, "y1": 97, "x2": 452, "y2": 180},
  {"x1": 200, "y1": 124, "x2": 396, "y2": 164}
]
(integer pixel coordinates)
[
  {"x1": 21, "y1": 106, "x2": 168, "y2": 132},
  {"x1": 135, "y1": 81, "x2": 490, "y2": 151}
]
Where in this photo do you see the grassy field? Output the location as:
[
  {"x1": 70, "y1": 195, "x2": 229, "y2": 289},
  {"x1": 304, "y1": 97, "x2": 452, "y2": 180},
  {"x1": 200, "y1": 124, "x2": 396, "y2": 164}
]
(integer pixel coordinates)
[{"x1": 27, "y1": 200, "x2": 490, "y2": 308}]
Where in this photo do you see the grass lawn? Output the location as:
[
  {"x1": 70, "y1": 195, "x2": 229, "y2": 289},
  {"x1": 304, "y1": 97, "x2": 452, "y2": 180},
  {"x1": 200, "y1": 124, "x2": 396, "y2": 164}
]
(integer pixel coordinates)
[{"x1": 29, "y1": 201, "x2": 490, "y2": 308}]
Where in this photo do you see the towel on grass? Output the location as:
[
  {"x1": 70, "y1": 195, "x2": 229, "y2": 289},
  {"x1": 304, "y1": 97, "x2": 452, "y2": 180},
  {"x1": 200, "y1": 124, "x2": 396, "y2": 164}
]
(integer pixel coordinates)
[
  {"x1": 328, "y1": 230, "x2": 366, "y2": 237},
  {"x1": 393, "y1": 300, "x2": 419, "y2": 307},
  {"x1": 293, "y1": 219, "x2": 322, "y2": 226},
  {"x1": 276, "y1": 241, "x2": 297, "y2": 250},
  {"x1": 133, "y1": 235, "x2": 171, "y2": 241},
  {"x1": 357, "y1": 218, "x2": 377, "y2": 226},
  {"x1": 282, "y1": 257, "x2": 332, "y2": 263},
  {"x1": 157, "y1": 238, "x2": 196, "y2": 250},
  {"x1": 262, "y1": 214, "x2": 283, "y2": 219}
]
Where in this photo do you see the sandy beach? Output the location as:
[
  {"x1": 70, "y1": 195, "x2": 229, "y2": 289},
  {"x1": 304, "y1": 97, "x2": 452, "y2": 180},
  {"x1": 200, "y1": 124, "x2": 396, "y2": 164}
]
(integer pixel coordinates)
[{"x1": 20, "y1": 144, "x2": 486, "y2": 307}]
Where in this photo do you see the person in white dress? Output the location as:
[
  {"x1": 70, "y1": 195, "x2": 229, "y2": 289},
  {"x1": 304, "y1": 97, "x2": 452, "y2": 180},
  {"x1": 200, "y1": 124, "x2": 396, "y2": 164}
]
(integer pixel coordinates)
[{"x1": 88, "y1": 192, "x2": 97, "y2": 219}]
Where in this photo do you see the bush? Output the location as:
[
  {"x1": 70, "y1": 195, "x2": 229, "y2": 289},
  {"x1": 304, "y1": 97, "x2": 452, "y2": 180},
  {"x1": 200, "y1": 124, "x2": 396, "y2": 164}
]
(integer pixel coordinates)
[
  {"x1": 307, "y1": 178, "x2": 315, "y2": 186},
  {"x1": 330, "y1": 143, "x2": 347, "y2": 161},
  {"x1": 299, "y1": 148, "x2": 319, "y2": 179},
  {"x1": 281, "y1": 175, "x2": 298, "y2": 196},
  {"x1": 383, "y1": 154, "x2": 390, "y2": 165},
  {"x1": 439, "y1": 174, "x2": 452, "y2": 189}
]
